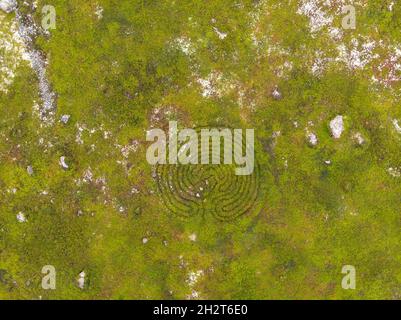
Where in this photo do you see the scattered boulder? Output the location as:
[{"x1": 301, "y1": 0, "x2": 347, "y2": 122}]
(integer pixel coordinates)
[{"x1": 329, "y1": 115, "x2": 344, "y2": 139}]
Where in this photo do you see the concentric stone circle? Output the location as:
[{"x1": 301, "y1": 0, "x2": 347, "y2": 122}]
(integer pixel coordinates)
[{"x1": 155, "y1": 126, "x2": 261, "y2": 222}]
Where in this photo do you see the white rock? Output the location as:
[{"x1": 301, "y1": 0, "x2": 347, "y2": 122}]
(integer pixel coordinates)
[
  {"x1": 330, "y1": 115, "x2": 344, "y2": 139},
  {"x1": 272, "y1": 87, "x2": 282, "y2": 100},
  {"x1": 16, "y1": 212, "x2": 26, "y2": 223},
  {"x1": 307, "y1": 131, "x2": 318, "y2": 146},
  {"x1": 0, "y1": 7, "x2": 30, "y2": 93},
  {"x1": 189, "y1": 233, "x2": 197, "y2": 242},
  {"x1": 77, "y1": 271, "x2": 85, "y2": 289},
  {"x1": 142, "y1": 237, "x2": 148, "y2": 244},
  {"x1": 27, "y1": 165, "x2": 33, "y2": 175},
  {"x1": 59, "y1": 156, "x2": 69, "y2": 169},
  {"x1": 95, "y1": 4, "x2": 103, "y2": 19},
  {"x1": 60, "y1": 115, "x2": 70, "y2": 124},
  {"x1": 186, "y1": 270, "x2": 204, "y2": 286},
  {"x1": 16, "y1": 14, "x2": 57, "y2": 124},
  {"x1": 0, "y1": 0, "x2": 16, "y2": 13},
  {"x1": 213, "y1": 27, "x2": 227, "y2": 40}
]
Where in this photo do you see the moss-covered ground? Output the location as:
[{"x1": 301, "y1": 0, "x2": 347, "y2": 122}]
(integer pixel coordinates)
[{"x1": 1, "y1": 0, "x2": 401, "y2": 299}]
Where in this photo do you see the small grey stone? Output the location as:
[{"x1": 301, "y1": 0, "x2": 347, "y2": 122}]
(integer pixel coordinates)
[
  {"x1": 272, "y1": 87, "x2": 282, "y2": 100},
  {"x1": 60, "y1": 115, "x2": 70, "y2": 124},
  {"x1": 306, "y1": 131, "x2": 318, "y2": 146},
  {"x1": 27, "y1": 165, "x2": 33, "y2": 176}
]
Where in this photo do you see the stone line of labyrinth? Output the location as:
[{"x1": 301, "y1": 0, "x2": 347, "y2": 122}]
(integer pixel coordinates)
[{"x1": 156, "y1": 128, "x2": 260, "y2": 221}]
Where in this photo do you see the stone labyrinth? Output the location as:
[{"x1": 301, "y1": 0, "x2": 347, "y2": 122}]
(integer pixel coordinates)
[{"x1": 156, "y1": 127, "x2": 261, "y2": 221}]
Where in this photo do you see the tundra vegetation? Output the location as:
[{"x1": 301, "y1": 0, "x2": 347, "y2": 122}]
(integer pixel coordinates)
[{"x1": 0, "y1": 0, "x2": 401, "y2": 299}]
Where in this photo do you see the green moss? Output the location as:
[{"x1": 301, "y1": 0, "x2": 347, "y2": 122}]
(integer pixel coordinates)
[{"x1": 0, "y1": 0, "x2": 400, "y2": 300}]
